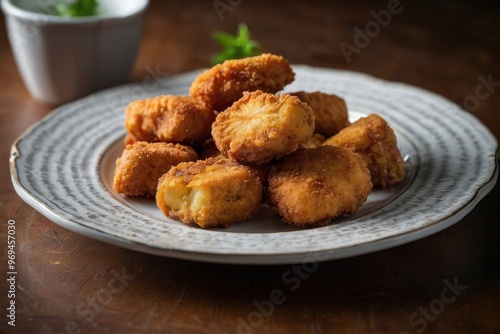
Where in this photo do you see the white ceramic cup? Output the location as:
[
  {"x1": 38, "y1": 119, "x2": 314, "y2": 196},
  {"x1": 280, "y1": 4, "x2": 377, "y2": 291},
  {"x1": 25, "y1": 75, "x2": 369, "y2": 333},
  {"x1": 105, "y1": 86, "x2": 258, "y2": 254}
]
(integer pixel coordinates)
[{"x1": 1, "y1": 0, "x2": 149, "y2": 105}]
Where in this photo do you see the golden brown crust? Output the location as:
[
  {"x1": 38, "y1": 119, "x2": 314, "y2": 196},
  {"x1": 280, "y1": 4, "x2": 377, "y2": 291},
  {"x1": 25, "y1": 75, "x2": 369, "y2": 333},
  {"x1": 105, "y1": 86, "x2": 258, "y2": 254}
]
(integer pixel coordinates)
[
  {"x1": 113, "y1": 142, "x2": 198, "y2": 198},
  {"x1": 124, "y1": 95, "x2": 215, "y2": 144},
  {"x1": 267, "y1": 146, "x2": 372, "y2": 226},
  {"x1": 299, "y1": 133, "x2": 327, "y2": 149},
  {"x1": 189, "y1": 53, "x2": 295, "y2": 111},
  {"x1": 212, "y1": 90, "x2": 315, "y2": 164},
  {"x1": 322, "y1": 114, "x2": 406, "y2": 188},
  {"x1": 156, "y1": 158, "x2": 263, "y2": 228},
  {"x1": 290, "y1": 91, "x2": 350, "y2": 137},
  {"x1": 118, "y1": 54, "x2": 405, "y2": 229},
  {"x1": 123, "y1": 133, "x2": 137, "y2": 146}
]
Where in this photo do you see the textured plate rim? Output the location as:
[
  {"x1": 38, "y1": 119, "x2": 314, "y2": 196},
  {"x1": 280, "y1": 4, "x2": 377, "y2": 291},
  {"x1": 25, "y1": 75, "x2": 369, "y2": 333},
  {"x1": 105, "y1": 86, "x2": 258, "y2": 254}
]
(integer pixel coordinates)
[{"x1": 9, "y1": 66, "x2": 499, "y2": 265}]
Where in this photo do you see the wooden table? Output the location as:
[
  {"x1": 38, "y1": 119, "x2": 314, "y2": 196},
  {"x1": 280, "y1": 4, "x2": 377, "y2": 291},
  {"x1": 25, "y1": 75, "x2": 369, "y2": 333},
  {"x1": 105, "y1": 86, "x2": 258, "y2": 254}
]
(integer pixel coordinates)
[{"x1": 1, "y1": 1, "x2": 499, "y2": 333}]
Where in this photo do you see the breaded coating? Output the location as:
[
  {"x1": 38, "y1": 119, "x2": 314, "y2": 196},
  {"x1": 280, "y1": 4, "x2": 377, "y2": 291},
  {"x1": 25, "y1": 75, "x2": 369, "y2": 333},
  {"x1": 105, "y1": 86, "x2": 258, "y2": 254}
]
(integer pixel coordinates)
[
  {"x1": 212, "y1": 90, "x2": 315, "y2": 164},
  {"x1": 300, "y1": 133, "x2": 327, "y2": 149},
  {"x1": 198, "y1": 137, "x2": 273, "y2": 190},
  {"x1": 156, "y1": 158, "x2": 262, "y2": 228},
  {"x1": 322, "y1": 114, "x2": 406, "y2": 188},
  {"x1": 113, "y1": 142, "x2": 198, "y2": 198},
  {"x1": 195, "y1": 139, "x2": 271, "y2": 187},
  {"x1": 249, "y1": 161, "x2": 273, "y2": 186},
  {"x1": 290, "y1": 91, "x2": 350, "y2": 137},
  {"x1": 123, "y1": 133, "x2": 137, "y2": 146},
  {"x1": 267, "y1": 146, "x2": 372, "y2": 226},
  {"x1": 125, "y1": 95, "x2": 215, "y2": 144},
  {"x1": 189, "y1": 53, "x2": 295, "y2": 111},
  {"x1": 249, "y1": 161, "x2": 275, "y2": 203}
]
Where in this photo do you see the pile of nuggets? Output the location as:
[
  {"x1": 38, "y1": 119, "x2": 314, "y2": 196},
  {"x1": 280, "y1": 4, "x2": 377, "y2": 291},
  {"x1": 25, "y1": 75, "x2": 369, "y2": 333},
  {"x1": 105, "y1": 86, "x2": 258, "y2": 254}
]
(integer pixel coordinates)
[{"x1": 113, "y1": 53, "x2": 406, "y2": 228}]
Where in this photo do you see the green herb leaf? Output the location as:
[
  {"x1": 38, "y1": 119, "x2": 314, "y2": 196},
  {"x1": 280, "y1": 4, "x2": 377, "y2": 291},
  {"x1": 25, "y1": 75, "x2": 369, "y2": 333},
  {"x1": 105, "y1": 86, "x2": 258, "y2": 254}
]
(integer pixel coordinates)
[
  {"x1": 211, "y1": 23, "x2": 262, "y2": 65},
  {"x1": 212, "y1": 33, "x2": 238, "y2": 50},
  {"x1": 56, "y1": 0, "x2": 99, "y2": 17}
]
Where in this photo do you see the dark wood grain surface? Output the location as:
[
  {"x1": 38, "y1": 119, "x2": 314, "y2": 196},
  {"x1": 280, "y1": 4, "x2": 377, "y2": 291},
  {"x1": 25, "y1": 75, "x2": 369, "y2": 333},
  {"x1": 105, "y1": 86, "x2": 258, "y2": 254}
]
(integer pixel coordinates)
[{"x1": 1, "y1": 1, "x2": 499, "y2": 333}]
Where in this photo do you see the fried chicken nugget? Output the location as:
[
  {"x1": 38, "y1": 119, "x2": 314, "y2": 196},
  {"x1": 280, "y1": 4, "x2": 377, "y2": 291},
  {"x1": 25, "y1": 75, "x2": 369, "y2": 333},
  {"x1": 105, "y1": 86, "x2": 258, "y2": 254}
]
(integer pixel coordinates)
[
  {"x1": 212, "y1": 90, "x2": 315, "y2": 164},
  {"x1": 189, "y1": 53, "x2": 295, "y2": 111},
  {"x1": 267, "y1": 146, "x2": 372, "y2": 226},
  {"x1": 322, "y1": 114, "x2": 406, "y2": 188},
  {"x1": 290, "y1": 91, "x2": 350, "y2": 137},
  {"x1": 300, "y1": 133, "x2": 327, "y2": 149},
  {"x1": 198, "y1": 139, "x2": 270, "y2": 202},
  {"x1": 113, "y1": 142, "x2": 198, "y2": 198},
  {"x1": 156, "y1": 158, "x2": 262, "y2": 228},
  {"x1": 123, "y1": 133, "x2": 137, "y2": 145},
  {"x1": 125, "y1": 95, "x2": 215, "y2": 144}
]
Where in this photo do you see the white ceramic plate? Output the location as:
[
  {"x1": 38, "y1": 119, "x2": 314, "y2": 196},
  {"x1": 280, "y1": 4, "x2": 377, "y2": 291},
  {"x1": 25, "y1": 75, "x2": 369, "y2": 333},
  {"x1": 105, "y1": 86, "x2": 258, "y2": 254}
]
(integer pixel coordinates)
[{"x1": 10, "y1": 66, "x2": 498, "y2": 264}]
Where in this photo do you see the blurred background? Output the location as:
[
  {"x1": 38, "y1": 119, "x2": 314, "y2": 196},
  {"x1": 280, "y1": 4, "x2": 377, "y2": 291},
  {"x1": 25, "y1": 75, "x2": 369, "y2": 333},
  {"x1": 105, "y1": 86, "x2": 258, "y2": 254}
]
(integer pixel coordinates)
[
  {"x1": 1, "y1": 0, "x2": 499, "y2": 333},
  {"x1": 4, "y1": 0, "x2": 498, "y2": 133}
]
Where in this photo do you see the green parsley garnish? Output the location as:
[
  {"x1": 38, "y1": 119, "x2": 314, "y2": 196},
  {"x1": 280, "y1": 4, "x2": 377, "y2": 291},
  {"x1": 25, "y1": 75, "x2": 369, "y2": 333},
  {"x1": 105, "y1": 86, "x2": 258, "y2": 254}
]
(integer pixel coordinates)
[
  {"x1": 211, "y1": 24, "x2": 262, "y2": 65},
  {"x1": 56, "y1": 0, "x2": 99, "y2": 17}
]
